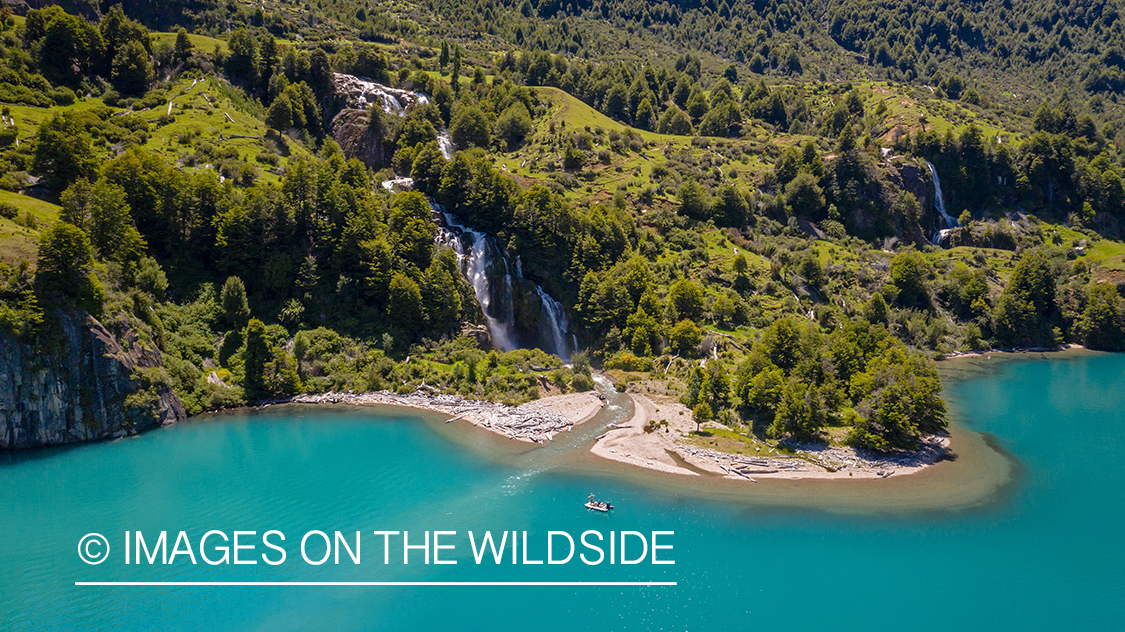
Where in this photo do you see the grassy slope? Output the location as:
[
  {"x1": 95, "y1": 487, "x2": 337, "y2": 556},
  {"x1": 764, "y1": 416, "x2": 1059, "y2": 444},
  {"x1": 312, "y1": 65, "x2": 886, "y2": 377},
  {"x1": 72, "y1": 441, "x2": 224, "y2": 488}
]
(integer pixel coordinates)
[
  {"x1": 526, "y1": 81, "x2": 1125, "y2": 351},
  {"x1": 4, "y1": 77, "x2": 311, "y2": 189},
  {"x1": 151, "y1": 31, "x2": 228, "y2": 53},
  {"x1": 136, "y1": 77, "x2": 313, "y2": 184},
  {"x1": 0, "y1": 190, "x2": 60, "y2": 265},
  {"x1": 1, "y1": 75, "x2": 313, "y2": 268}
]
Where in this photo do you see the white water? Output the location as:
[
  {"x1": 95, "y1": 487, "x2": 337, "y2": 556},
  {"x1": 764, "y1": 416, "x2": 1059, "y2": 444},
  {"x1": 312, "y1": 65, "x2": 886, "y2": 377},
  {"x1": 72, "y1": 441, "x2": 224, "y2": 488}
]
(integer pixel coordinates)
[
  {"x1": 434, "y1": 205, "x2": 573, "y2": 359},
  {"x1": 927, "y1": 161, "x2": 958, "y2": 245},
  {"x1": 437, "y1": 209, "x2": 519, "y2": 352},
  {"x1": 336, "y1": 73, "x2": 456, "y2": 159},
  {"x1": 334, "y1": 73, "x2": 430, "y2": 117},
  {"x1": 535, "y1": 286, "x2": 573, "y2": 361},
  {"x1": 380, "y1": 177, "x2": 414, "y2": 191},
  {"x1": 437, "y1": 132, "x2": 455, "y2": 160}
]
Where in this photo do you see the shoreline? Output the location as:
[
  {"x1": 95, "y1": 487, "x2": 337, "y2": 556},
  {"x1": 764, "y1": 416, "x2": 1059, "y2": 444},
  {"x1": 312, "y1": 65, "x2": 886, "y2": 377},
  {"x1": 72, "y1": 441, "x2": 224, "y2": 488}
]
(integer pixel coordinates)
[
  {"x1": 279, "y1": 389, "x2": 605, "y2": 444},
  {"x1": 590, "y1": 392, "x2": 950, "y2": 481},
  {"x1": 936, "y1": 343, "x2": 1088, "y2": 362}
]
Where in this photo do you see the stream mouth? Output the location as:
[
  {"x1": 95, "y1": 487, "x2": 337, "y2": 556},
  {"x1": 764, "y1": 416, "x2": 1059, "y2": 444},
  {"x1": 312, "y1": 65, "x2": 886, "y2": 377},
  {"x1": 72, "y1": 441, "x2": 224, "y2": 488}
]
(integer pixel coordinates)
[{"x1": 3, "y1": 354, "x2": 1121, "y2": 630}]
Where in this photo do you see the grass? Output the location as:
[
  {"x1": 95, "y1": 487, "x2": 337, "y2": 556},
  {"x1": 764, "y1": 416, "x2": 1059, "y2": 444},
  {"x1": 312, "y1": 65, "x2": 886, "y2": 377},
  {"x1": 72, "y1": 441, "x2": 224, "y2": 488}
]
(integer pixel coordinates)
[
  {"x1": 0, "y1": 190, "x2": 60, "y2": 265},
  {"x1": 151, "y1": 31, "x2": 228, "y2": 54},
  {"x1": 1040, "y1": 222, "x2": 1125, "y2": 281},
  {"x1": 134, "y1": 78, "x2": 293, "y2": 183},
  {"x1": 4, "y1": 76, "x2": 312, "y2": 187},
  {"x1": 684, "y1": 425, "x2": 772, "y2": 455}
]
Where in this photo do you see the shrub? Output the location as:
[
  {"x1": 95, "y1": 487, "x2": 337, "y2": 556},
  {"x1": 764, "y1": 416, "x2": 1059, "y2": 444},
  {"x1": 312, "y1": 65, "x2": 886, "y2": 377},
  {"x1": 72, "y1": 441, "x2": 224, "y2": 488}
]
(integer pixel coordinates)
[{"x1": 570, "y1": 373, "x2": 594, "y2": 392}]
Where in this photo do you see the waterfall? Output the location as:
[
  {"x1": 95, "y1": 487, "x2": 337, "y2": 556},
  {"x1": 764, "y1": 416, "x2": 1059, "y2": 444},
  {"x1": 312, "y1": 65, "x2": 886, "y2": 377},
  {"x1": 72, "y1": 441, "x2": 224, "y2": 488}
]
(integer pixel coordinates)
[
  {"x1": 380, "y1": 176, "x2": 414, "y2": 191},
  {"x1": 437, "y1": 132, "x2": 455, "y2": 160},
  {"x1": 927, "y1": 161, "x2": 958, "y2": 245},
  {"x1": 434, "y1": 204, "x2": 573, "y2": 359},
  {"x1": 335, "y1": 73, "x2": 457, "y2": 166},
  {"x1": 334, "y1": 73, "x2": 426, "y2": 116},
  {"x1": 536, "y1": 286, "x2": 572, "y2": 361},
  {"x1": 437, "y1": 209, "x2": 519, "y2": 352}
]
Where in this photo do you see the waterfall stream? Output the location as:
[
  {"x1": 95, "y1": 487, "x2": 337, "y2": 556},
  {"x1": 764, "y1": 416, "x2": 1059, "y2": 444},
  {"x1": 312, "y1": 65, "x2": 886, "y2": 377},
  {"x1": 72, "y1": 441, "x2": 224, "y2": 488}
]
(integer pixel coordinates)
[
  {"x1": 434, "y1": 205, "x2": 574, "y2": 360},
  {"x1": 437, "y1": 132, "x2": 455, "y2": 160},
  {"x1": 338, "y1": 70, "x2": 565, "y2": 358},
  {"x1": 927, "y1": 161, "x2": 958, "y2": 245},
  {"x1": 337, "y1": 72, "x2": 457, "y2": 162}
]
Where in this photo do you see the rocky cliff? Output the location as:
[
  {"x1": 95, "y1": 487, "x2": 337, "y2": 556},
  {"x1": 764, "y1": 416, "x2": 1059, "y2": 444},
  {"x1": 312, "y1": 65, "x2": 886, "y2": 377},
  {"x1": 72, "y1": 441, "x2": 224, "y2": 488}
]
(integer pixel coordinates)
[
  {"x1": 330, "y1": 108, "x2": 390, "y2": 170},
  {"x1": 0, "y1": 310, "x2": 185, "y2": 449}
]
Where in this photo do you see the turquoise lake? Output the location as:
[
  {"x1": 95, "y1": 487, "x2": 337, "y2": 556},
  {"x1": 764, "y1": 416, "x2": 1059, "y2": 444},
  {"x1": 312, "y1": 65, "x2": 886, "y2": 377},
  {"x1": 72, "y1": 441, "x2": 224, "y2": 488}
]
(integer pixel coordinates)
[{"x1": 2, "y1": 352, "x2": 1123, "y2": 630}]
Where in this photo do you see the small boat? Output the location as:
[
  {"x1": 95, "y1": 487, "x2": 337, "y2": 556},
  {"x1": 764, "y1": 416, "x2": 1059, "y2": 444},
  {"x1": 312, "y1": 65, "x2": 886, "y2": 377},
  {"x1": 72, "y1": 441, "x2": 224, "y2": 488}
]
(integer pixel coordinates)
[{"x1": 585, "y1": 493, "x2": 614, "y2": 512}]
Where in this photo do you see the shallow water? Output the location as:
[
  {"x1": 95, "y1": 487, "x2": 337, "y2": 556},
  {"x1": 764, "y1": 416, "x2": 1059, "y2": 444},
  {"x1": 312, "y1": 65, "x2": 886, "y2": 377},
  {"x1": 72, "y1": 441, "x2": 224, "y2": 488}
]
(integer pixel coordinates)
[{"x1": 1, "y1": 352, "x2": 1122, "y2": 630}]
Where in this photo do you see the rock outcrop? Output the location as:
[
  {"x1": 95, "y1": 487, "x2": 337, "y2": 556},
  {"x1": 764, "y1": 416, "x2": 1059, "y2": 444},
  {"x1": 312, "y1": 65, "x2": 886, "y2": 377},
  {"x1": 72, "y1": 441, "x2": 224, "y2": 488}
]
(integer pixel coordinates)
[
  {"x1": 884, "y1": 159, "x2": 931, "y2": 245},
  {"x1": 0, "y1": 311, "x2": 185, "y2": 449},
  {"x1": 329, "y1": 108, "x2": 389, "y2": 170}
]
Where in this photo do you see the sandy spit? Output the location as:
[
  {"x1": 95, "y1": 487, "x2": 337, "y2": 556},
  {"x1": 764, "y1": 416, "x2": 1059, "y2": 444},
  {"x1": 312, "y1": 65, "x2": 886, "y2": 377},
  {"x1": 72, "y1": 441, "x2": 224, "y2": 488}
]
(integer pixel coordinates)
[{"x1": 590, "y1": 392, "x2": 949, "y2": 481}]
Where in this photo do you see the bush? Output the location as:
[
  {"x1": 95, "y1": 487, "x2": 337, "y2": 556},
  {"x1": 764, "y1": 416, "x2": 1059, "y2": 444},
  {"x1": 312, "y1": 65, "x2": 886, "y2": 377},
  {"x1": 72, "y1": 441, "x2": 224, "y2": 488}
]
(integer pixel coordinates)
[
  {"x1": 48, "y1": 87, "x2": 77, "y2": 106},
  {"x1": 570, "y1": 373, "x2": 594, "y2": 392},
  {"x1": 0, "y1": 202, "x2": 17, "y2": 220},
  {"x1": 135, "y1": 257, "x2": 168, "y2": 299},
  {"x1": 668, "y1": 319, "x2": 703, "y2": 354},
  {"x1": 496, "y1": 102, "x2": 533, "y2": 149},
  {"x1": 604, "y1": 351, "x2": 652, "y2": 372}
]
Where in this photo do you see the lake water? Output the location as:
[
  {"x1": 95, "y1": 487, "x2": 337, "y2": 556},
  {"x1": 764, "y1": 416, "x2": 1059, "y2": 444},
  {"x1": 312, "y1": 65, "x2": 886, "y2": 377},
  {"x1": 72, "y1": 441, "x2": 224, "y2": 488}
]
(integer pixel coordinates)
[{"x1": 1, "y1": 352, "x2": 1123, "y2": 630}]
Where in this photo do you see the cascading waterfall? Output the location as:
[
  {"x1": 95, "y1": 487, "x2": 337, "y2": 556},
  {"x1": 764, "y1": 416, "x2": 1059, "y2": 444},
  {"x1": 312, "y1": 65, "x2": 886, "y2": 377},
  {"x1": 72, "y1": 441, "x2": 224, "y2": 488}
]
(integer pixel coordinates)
[
  {"x1": 437, "y1": 132, "x2": 455, "y2": 160},
  {"x1": 535, "y1": 286, "x2": 572, "y2": 361},
  {"x1": 334, "y1": 73, "x2": 425, "y2": 116},
  {"x1": 434, "y1": 204, "x2": 574, "y2": 360},
  {"x1": 927, "y1": 161, "x2": 958, "y2": 245},
  {"x1": 436, "y1": 209, "x2": 519, "y2": 352},
  {"x1": 338, "y1": 70, "x2": 565, "y2": 357}
]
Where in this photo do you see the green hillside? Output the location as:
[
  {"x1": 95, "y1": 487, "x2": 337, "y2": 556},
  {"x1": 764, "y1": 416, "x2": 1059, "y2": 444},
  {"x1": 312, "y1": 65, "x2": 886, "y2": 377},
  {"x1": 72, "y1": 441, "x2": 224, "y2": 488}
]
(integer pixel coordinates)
[{"x1": 1, "y1": 1, "x2": 1123, "y2": 452}]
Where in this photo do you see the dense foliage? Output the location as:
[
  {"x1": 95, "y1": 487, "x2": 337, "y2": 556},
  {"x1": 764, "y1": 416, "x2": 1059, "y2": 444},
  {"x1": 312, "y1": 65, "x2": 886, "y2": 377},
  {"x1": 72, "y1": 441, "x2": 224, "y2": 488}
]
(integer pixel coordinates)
[{"x1": 1, "y1": 1, "x2": 1124, "y2": 454}]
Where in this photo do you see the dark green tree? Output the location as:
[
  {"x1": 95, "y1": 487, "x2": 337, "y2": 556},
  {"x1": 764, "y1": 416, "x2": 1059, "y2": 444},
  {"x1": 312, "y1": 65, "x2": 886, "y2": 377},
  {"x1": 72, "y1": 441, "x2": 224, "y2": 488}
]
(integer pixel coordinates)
[
  {"x1": 712, "y1": 185, "x2": 748, "y2": 227},
  {"x1": 1078, "y1": 283, "x2": 1125, "y2": 350},
  {"x1": 993, "y1": 250, "x2": 1056, "y2": 346},
  {"x1": 657, "y1": 106, "x2": 693, "y2": 135},
  {"x1": 221, "y1": 276, "x2": 250, "y2": 329},
  {"x1": 86, "y1": 179, "x2": 146, "y2": 265},
  {"x1": 387, "y1": 272, "x2": 424, "y2": 338},
  {"x1": 266, "y1": 93, "x2": 294, "y2": 132},
  {"x1": 496, "y1": 102, "x2": 533, "y2": 149},
  {"x1": 243, "y1": 318, "x2": 270, "y2": 400},
  {"x1": 33, "y1": 112, "x2": 98, "y2": 190},
  {"x1": 388, "y1": 192, "x2": 437, "y2": 269},
  {"x1": 173, "y1": 28, "x2": 193, "y2": 63},
  {"x1": 890, "y1": 250, "x2": 931, "y2": 307},
  {"x1": 677, "y1": 180, "x2": 710, "y2": 219},
  {"x1": 35, "y1": 222, "x2": 103, "y2": 314},
  {"x1": 667, "y1": 279, "x2": 705, "y2": 321},
  {"x1": 111, "y1": 39, "x2": 153, "y2": 96},
  {"x1": 450, "y1": 106, "x2": 491, "y2": 149},
  {"x1": 785, "y1": 172, "x2": 825, "y2": 217},
  {"x1": 668, "y1": 318, "x2": 703, "y2": 355},
  {"x1": 226, "y1": 28, "x2": 258, "y2": 83},
  {"x1": 451, "y1": 45, "x2": 462, "y2": 91}
]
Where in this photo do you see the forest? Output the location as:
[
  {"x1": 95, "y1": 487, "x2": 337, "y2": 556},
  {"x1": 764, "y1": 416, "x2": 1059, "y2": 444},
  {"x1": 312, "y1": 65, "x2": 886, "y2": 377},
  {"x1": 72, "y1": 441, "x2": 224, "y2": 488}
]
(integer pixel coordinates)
[{"x1": 1, "y1": 1, "x2": 1124, "y2": 452}]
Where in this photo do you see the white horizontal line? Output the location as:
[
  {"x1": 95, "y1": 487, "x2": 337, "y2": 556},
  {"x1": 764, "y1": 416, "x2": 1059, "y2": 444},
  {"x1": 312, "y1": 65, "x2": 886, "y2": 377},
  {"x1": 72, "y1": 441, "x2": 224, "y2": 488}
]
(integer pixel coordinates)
[{"x1": 75, "y1": 581, "x2": 676, "y2": 587}]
